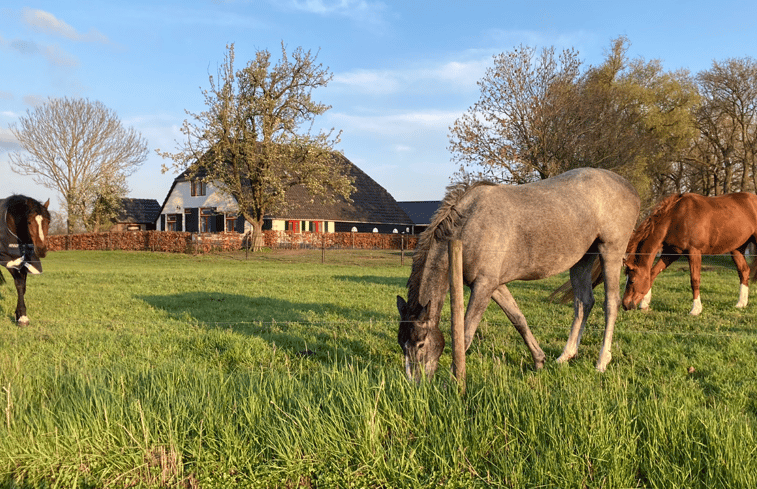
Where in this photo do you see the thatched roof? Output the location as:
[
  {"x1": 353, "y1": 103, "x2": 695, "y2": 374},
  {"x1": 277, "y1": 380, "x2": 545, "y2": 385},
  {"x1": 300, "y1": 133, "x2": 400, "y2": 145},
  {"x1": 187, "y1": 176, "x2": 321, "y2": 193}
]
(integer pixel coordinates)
[
  {"x1": 274, "y1": 155, "x2": 411, "y2": 225},
  {"x1": 164, "y1": 153, "x2": 412, "y2": 226}
]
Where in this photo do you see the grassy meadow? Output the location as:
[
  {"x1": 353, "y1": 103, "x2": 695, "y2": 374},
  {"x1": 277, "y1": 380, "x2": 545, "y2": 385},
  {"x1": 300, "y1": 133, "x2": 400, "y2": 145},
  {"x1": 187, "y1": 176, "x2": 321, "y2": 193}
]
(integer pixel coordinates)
[{"x1": 0, "y1": 249, "x2": 756, "y2": 488}]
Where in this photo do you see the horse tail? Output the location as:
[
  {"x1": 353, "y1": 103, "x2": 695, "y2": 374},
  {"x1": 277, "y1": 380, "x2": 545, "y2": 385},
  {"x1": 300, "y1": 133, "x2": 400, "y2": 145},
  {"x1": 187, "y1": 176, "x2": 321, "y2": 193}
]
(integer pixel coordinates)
[
  {"x1": 549, "y1": 257, "x2": 604, "y2": 304},
  {"x1": 749, "y1": 242, "x2": 757, "y2": 283},
  {"x1": 0, "y1": 270, "x2": 4, "y2": 285}
]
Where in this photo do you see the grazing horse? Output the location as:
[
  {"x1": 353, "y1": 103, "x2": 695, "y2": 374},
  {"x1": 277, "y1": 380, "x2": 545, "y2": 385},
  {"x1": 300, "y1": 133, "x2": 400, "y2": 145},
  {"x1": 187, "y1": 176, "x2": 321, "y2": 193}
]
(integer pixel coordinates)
[
  {"x1": 622, "y1": 192, "x2": 757, "y2": 316},
  {"x1": 396, "y1": 168, "x2": 640, "y2": 380},
  {"x1": 0, "y1": 195, "x2": 50, "y2": 326}
]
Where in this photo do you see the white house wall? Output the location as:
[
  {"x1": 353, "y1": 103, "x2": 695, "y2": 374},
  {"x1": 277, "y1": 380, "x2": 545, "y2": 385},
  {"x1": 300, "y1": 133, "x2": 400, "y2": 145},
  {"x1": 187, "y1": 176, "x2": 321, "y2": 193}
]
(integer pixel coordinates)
[
  {"x1": 161, "y1": 180, "x2": 338, "y2": 234},
  {"x1": 163, "y1": 181, "x2": 238, "y2": 214}
]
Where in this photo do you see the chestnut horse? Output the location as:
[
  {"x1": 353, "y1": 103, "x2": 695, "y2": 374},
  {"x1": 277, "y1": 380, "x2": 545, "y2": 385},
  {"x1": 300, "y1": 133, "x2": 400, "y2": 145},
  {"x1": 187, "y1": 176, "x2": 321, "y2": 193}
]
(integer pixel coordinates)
[
  {"x1": 396, "y1": 168, "x2": 640, "y2": 380},
  {"x1": 0, "y1": 195, "x2": 50, "y2": 326},
  {"x1": 623, "y1": 192, "x2": 757, "y2": 316}
]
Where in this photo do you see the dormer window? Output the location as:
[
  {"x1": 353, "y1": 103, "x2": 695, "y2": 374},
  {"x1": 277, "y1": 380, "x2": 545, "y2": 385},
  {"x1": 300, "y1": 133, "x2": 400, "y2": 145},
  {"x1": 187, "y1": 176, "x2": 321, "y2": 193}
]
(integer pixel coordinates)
[{"x1": 191, "y1": 180, "x2": 206, "y2": 197}]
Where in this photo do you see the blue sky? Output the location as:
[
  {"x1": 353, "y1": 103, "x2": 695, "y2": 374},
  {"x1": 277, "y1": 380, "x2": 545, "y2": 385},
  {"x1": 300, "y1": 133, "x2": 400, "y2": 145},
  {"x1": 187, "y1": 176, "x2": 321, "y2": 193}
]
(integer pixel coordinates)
[{"x1": 2, "y1": 0, "x2": 756, "y2": 213}]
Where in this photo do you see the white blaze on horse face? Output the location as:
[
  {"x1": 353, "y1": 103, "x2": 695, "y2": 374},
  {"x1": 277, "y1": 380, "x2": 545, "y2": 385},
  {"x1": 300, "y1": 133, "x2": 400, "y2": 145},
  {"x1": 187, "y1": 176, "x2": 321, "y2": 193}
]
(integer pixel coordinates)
[{"x1": 35, "y1": 215, "x2": 45, "y2": 244}]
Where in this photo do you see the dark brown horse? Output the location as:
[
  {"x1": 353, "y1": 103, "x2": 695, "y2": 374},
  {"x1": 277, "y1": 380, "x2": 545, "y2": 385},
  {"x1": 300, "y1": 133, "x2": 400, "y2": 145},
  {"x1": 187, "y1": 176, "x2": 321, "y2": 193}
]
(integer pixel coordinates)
[
  {"x1": 623, "y1": 192, "x2": 757, "y2": 315},
  {"x1": 397, "y1": 168, "x2": 640, "y2": 380},
  {"x1": 0, "y1": 195, "x2": 50, "y2": 326}
]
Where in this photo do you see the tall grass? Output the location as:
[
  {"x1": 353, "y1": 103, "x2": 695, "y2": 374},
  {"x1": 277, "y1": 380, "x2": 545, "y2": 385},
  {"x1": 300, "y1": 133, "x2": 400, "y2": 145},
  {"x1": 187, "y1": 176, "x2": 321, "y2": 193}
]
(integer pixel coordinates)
[{"x1": 0, "y1": 250, "x2": 756, "y2": 487}]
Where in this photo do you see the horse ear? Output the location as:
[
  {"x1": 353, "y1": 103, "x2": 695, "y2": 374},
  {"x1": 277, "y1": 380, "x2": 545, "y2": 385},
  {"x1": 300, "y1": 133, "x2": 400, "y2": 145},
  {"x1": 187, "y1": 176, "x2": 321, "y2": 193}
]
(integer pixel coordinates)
[
  {"x1": 43, "y1": 199, "x2": 50, "y2": 209},
  {"x1": 396, "y1": 296, "x2": 407, "y2": 315}
]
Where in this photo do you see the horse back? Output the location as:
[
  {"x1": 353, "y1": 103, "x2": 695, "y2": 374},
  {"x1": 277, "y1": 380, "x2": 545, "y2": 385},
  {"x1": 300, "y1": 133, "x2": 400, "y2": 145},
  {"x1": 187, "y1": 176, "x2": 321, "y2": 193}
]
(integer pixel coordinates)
[
  {"x1": 456, "y1": 168, "x2": 640, "y2": 281},
  {"x1": 667, "y1": 192, "x2": 757, "y2": 253}
]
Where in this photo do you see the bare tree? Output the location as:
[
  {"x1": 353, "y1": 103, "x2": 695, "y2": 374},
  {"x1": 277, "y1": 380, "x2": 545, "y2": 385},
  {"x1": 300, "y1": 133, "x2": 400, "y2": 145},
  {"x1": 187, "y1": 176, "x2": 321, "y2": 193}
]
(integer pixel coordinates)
[
  {"x1": 159, "y1": 43, "x2": 354, "y2": 250},
  {"x1": 693, "y1": 57, "x2": 757, "y2": 194},
  {"x1": 8, "y1": 97, "x2": 148, "y2": 233}
]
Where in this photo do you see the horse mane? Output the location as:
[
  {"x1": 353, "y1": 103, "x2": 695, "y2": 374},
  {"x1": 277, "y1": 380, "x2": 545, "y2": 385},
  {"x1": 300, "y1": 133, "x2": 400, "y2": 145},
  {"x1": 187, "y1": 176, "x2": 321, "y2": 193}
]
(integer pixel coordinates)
[
  {"x1": 624, "y1": 193, "x2": 684, "y2": 267},
  {"x1": 406, "y1": 179, "x2": 496, "y2": 311}
]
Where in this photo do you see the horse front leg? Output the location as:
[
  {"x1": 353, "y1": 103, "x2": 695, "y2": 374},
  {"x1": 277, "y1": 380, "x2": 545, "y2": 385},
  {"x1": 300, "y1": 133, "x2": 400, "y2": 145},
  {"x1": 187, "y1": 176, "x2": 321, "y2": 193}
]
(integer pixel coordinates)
[
  {"x1": 596, "y1": 248, "x2": 625, "y2": 373},
  {"x1": 688, "y1": 250, "x2": 703, "y2": 316},
  {"x1": 642, "y1": 252, "x2": 680, "y2": 310},
  {"x1": 461, "y1": 281, "x2": 497, "y2": 351},
  {"x1": 730, "y1": 249, "x2": 750, "y2": 308},
  {"x1": 10, "y1": 269, "x2": 29, "y2": 326},
  {"x1": 491, "y1": 285, "x2": 545, "y2": 369}
]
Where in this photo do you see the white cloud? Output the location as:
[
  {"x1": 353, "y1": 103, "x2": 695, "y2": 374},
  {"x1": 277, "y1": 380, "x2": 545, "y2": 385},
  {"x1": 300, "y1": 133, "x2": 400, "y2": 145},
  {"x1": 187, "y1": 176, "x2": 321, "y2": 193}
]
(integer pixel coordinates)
[
  {"x1": 4, "y1": 37, "x2": 79, "y2": 68},
  {"x1": 330, "y1": 109, "x2": 458, "y2": 136},
  {"x1": 21, "y1": 7, "x2": 110, "y2": 44},
  {"x1": 332, "y1": 57, "x2": 488, "y2": 95},
  {"x1": 22, "y1": 95, "x2": 46, "y2": 107},
  {"x1": 283, "y1": 0, "x2": 389, "y2": 29},
  {"x1": 0, "y1": 127, "x2": 20, "y2": 153}
]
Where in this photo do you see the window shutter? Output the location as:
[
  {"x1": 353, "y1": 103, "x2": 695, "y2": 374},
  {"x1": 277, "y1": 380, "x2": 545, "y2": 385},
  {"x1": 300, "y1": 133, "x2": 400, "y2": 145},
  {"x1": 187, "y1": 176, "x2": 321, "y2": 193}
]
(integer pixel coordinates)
[
  {"x1": 186, "y1": 208, "x2": 199, "y2": 233},
  {"x1": 160, "y1": 214, "x2": 165, "y2": 231}
]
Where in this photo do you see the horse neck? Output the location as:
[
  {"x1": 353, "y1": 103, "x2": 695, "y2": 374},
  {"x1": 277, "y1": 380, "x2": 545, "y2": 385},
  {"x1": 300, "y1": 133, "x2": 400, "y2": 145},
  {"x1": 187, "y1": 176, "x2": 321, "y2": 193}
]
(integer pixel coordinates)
[
  {"x1": 628, "y1": 217, "x2": 670, "y2": 270},
  {"x1": 407, "y1": 240, "x2": 450, "y2": 325}
]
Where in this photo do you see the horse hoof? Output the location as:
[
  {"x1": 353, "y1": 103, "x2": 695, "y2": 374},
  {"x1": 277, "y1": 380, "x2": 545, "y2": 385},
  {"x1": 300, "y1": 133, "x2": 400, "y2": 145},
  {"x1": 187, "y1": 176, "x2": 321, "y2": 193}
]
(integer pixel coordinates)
[
  {"x1": 555, "y1": 353, "x2": 574, "y2": 365},
  {"x1": 16, "y1": 316, "x2": 30, "y2": 327}
]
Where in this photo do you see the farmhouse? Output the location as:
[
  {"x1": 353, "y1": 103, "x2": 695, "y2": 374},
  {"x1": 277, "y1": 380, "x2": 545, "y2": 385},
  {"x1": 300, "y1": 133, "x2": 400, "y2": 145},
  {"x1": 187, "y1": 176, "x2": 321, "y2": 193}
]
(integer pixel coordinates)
[{"x1": 156, "y1": 152, "x2": 414, "y2": 235}]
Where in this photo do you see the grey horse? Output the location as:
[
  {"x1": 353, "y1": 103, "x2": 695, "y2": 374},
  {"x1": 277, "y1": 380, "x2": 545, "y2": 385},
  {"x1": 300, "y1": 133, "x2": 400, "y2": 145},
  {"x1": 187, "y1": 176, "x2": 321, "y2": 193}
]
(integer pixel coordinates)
[{"x1": 396, "y1": 168, "x2": 640, "y2": 381}]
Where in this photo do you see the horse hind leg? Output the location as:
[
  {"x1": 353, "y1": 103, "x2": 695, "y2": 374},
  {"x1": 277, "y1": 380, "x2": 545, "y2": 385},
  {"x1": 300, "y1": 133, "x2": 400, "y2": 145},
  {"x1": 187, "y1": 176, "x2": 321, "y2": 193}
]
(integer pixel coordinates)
[
  {"x1": 491, "y1": 285, "x2": 545, "y2": 369},
  {"x1": 688, "y1": 251, "x2": 703, "y2": 316},
  {"x1": 731, "y1": 249, "x2": 750, "y2": 308},
  {"x1": 557, "y1": 253, "x2": 596, "y2": 365}
]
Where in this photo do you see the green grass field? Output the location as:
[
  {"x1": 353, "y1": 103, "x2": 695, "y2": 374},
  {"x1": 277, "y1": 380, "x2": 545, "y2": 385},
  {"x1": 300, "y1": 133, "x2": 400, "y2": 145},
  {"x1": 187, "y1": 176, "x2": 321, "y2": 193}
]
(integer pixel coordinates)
[{"x1": 0, "y1": 250, "x2": 756, "y2": 488}]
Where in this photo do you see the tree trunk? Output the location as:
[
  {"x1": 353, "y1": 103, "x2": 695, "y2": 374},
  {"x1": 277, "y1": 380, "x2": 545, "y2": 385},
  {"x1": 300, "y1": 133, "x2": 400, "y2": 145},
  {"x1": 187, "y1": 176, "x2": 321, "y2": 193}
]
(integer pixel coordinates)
[{"x1": 248, "y1": 219, "x2": 265, "y2": 252}]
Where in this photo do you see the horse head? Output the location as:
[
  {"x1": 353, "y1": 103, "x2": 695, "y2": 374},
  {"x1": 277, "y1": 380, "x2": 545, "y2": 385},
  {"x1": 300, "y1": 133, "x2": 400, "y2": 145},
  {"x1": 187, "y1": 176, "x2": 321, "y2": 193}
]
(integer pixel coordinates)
[
  {"x1": 396, "y1": 295, "x2": 445, "y2": 382},
  {"x1": 622, "y1": 261, "x2": 651, "y2": 310},
  {"x1": 6, "y1": 197, "x2": 50, "y2": 259},
  {"x1": 26, "y1": 198, "x2": 50, "y2": 258}
]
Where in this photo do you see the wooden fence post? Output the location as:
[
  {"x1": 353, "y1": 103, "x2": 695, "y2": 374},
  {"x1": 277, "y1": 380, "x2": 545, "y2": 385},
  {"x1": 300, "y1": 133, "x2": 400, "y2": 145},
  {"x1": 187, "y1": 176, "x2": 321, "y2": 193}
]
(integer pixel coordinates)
[{"x1": 448, "y1": 239, "x2": 466, "y2": 394}]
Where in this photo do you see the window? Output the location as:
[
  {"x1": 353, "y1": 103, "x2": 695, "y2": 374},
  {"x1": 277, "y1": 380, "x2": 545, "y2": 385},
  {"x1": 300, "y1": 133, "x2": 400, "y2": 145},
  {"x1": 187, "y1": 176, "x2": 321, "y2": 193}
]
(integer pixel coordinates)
[
  {"x1": 167, "y1": 214, "x2": 177, "y2": 231},
  {"x1": 191, "y1": 180, "x2": 206, "y2": 197},
  {"x1": 286, "y1": 220, "x2": 300, "y2": 233},
  {"x1": 200, "y1": 208, "x2": 214, "y2": 233},
  {"x1": 226, "y1": 215, "x2": 238, "y2": 233}
]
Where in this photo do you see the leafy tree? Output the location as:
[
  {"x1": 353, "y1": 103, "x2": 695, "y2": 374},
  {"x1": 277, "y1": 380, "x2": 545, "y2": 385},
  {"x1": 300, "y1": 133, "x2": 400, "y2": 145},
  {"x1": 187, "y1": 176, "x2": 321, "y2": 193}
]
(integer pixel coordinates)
[
  {"x1": 448, "y1": 44, "x2": 582, "y2": 183},
  {"x1": 87, "y1": 175, "x2": 128, "y2": 232},
  {"x1": 8, "y1": 97, "x2": 148, "y2": 233},
  {"x1": 449, "y1": 37, "x2": 698, "y2": 206},
  {"x1": 159, "y1": 43, "x2": 354, "y2": 250}
]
